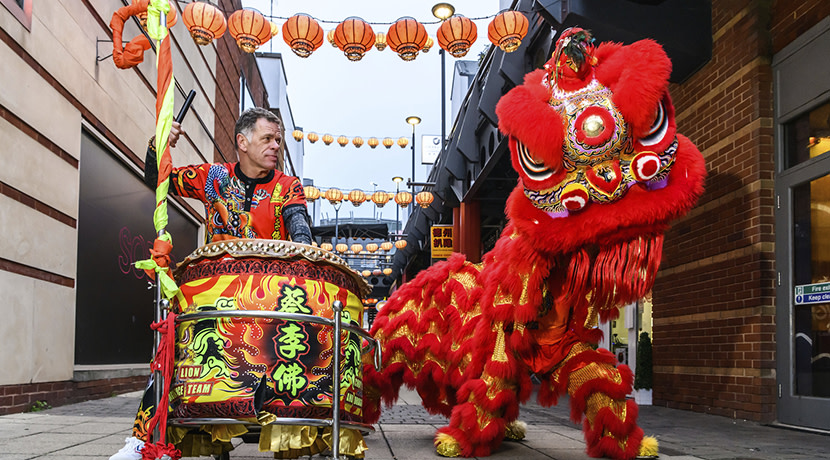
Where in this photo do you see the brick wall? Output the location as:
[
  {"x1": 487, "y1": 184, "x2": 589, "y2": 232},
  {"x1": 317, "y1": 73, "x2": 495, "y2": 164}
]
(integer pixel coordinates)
[
  {"x1": 0, "y1": 376, "x2": 146, "y2": 415},
  {"x1": 213, "y1": 0, "x2": 269, "y2": 163},
  {"x1": 654, "y1": 0, "x2": 830, "y2": 422}
]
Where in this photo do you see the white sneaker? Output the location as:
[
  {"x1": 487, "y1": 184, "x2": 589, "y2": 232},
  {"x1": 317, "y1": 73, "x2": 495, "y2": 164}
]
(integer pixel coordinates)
[{"x1": 110, "y1": 436, "x2": 144, "y2": 460}]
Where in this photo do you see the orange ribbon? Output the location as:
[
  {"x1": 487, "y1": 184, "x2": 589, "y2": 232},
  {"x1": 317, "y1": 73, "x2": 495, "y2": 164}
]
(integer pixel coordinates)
[{"x1": 109, "y1": 0, "x2": 152, "y2": 70}]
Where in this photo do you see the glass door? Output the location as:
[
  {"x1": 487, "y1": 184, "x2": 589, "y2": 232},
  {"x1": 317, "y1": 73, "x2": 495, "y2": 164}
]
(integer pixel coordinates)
[{"x1": 776, "y1": 101, "x2": 830, "y2": 429}]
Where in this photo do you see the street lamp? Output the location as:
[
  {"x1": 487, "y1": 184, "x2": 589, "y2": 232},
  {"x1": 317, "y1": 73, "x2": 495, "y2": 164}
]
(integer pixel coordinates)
[
  {"x1": 406, "y1": 116, "x2": 421, "y2": 216},
  {"x1": 393, "y1": 176, "x2": 404, "y2": 233},
  {"x1": 432, "y1": 3, "x2": 454, "y2": 183},
  {"x1": 432, "y1": 3, "x2": 455, "y2": 21},
  {"x1": 333, "y1": 200, "x2": 342, "y2": 247}
]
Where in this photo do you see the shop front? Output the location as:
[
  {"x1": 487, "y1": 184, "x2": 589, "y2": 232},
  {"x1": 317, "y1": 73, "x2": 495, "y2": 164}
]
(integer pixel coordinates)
[{"x1": 774, "y1": 17, "x2": 830, "y2": 431}]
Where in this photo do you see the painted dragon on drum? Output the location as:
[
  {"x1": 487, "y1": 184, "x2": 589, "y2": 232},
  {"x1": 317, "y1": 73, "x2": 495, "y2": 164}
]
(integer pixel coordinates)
[{"x1": 364, "y1": 29, "x2": 706, "y2": 459}]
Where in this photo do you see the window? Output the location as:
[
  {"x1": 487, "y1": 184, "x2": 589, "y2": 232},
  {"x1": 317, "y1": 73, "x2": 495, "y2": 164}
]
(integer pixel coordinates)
[
  {"x1": 1, "y1": 0, "x2": 32, "y2": 31},
  {"x1": 785, "y1": 101, "x2": 830, "y2": 169}
]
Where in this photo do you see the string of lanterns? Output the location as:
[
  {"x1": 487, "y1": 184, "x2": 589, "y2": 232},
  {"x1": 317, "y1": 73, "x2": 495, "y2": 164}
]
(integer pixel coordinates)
[
  {"x1": 321, "y1": 240, "x2": 408, "y2": 255},
  {"x1": 303, "y1": 185, "x2": 435, "y2": 209},
  {"x1": 173, "y1": 1, "x2": 529, "y2": 61},
  {"x1": 291, "y1": 130, "x2": 413, "y2": 149}
]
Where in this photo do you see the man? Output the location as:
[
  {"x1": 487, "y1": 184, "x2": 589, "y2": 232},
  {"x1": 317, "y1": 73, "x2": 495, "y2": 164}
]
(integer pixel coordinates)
[
  {"x1": 111, "y1": 108, "x2": 312, "y2": 460},
  {"x1": 145, "y1": 107, "x2": 311, "y2": 245}
]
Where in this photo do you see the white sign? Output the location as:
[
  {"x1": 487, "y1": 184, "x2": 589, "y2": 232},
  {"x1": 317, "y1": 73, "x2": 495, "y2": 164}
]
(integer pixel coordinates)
[{"x1": 421, "y1": 135, "x2": 442, "y2": 164}]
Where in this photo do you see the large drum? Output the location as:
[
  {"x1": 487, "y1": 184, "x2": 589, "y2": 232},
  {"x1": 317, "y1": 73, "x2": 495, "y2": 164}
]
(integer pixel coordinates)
[{"x1": 167, "y1": 239, "x2": 371, "y2": 456}]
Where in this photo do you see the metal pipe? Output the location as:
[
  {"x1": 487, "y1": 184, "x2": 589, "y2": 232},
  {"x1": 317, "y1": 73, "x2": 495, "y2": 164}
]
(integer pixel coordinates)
[
  {"x1": 151, "y1": 228, "x2": 166, "y2": 444},
  {"x1": 441, "y1": 48, "x2": 447, "y2": 165},
  {"x1": 332, "y1": 300, "x2": 344, "y2": 460},
  {"x1": 410, "y1": 124, "x2": 416, "y2": 217},
  {"x1": 169, "y1": 417, "x2": 375, "y2": 432}
]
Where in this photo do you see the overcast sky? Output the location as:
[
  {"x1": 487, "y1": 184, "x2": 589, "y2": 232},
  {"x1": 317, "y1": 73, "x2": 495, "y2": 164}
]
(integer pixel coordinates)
[{"x1": 242, "y1": 0, "x2": 500, "y2": 224}]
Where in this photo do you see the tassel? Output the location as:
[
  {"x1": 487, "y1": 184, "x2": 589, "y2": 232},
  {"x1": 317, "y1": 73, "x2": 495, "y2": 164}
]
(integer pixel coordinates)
[{"x1": 140, "y1": 441, "x2": 182, "y2": 460}]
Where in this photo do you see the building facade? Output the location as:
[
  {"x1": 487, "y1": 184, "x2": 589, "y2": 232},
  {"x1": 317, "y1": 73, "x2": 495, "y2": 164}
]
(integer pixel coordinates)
[
  {"x1": 395, "y1": 0, "x2": 830, "y2": 431},
  {"x1": 0, "y1": 0, "x2": 277, "y2": 414}
]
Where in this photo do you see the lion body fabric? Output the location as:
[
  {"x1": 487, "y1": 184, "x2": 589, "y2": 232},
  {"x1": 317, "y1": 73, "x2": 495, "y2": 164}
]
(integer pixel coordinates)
[{"x1": 365, "y1": 31, "x2": 706, "y2": 460}]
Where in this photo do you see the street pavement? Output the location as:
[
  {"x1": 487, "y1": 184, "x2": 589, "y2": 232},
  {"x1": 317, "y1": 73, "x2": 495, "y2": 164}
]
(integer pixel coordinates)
[{"x1": 0, "y1": 386, "x2": 828, "y2": 460}]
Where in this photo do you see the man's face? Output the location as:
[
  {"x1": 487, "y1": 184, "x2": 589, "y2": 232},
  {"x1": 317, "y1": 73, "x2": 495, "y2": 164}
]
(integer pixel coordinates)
[{"x1": 238, "y1": 118, "x2": 282, "y2": 175}]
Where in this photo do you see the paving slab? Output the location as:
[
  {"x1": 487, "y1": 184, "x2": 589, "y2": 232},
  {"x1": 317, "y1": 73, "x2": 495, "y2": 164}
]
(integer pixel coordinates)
[{"x1": 0, "y1": 386, "x2": 828, "y2": 460}]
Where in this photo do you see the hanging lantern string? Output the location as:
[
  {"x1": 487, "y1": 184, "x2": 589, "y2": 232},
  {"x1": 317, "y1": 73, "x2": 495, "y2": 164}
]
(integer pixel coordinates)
[
  {"x1": 175, "y1": 0, "x2": 510, "y2": 25},
  {"x1": 262, "y1": 13, "x2": 501, "y2": 26}
]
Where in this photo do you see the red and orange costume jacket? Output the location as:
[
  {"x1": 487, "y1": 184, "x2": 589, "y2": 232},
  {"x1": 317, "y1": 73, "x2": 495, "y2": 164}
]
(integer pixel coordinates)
[{"x1": 169, "y1": 162, "x2": 307, "y2": 244}]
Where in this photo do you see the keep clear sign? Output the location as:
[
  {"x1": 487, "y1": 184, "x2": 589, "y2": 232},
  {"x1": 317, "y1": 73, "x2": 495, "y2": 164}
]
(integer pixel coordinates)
[{"x1": 794, "y1": 281, "x2": 830, "y2": 305}]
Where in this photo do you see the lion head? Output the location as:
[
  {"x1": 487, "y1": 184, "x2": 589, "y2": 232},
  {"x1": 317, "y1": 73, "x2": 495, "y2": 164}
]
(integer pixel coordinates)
[{"x1": 496, "y1": 29, "x2": 706, "y2": 256}]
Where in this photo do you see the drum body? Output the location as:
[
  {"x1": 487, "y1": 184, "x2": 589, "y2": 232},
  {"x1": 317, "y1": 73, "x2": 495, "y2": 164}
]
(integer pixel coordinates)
[{"x1": 169, "y1": 239, "x2": 370, "y2": 423}]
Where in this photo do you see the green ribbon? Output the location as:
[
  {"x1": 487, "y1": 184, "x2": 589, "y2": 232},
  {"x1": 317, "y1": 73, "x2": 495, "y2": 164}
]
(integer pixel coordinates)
[
  {"x1": 135, "y1": 257, "x2": 180, "y2": 299},
  {"x1": 146, "y1": 0, "x2": 170, "y2": 41}
]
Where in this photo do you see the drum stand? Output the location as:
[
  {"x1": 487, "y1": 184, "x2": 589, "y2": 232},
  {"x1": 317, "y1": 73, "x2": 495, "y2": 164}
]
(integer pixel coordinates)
[{"x1": 152, "y1": 287, "x2": 381, "y2": 460}]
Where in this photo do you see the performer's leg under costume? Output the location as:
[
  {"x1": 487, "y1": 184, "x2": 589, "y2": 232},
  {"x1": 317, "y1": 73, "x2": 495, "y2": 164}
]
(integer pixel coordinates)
[{"x1": 549, "y1": 342, "x2": 645, "y2": 460}]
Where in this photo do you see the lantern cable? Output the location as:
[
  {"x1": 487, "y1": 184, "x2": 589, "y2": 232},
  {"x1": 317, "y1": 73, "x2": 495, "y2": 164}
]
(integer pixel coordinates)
[{"x1": 173, "y1": 0, "x2": 501, "y2": 26}]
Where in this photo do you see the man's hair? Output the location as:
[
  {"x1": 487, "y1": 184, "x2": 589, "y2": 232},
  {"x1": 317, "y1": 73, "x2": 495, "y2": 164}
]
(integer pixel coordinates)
[{"x1": 234, "y1": 107, "x2": 282, "y2": 142}]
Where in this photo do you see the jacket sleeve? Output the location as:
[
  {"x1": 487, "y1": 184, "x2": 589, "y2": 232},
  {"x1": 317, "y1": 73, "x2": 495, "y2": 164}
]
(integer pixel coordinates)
[{"x1": 283, "y1": 204, "x2": 312, "y2": 245}]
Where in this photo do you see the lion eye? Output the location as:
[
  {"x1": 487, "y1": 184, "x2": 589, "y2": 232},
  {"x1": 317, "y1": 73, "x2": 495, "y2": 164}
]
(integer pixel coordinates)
[
  {"x1": 639, "y1": 100, "x2": 668, "y2": 147},
  {"x1": 517, "y1": 140, "x2": 555, "y2": 181}
]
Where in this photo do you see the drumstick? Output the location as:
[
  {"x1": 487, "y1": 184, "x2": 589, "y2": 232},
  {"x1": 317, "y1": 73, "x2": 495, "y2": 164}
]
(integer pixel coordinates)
[{"x1": 176, "y1": 89, "x2": 196, "y2": 123}]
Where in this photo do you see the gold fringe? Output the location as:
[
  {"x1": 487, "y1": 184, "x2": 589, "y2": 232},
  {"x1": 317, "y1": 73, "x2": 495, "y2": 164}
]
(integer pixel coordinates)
[
  {"x1": 435, "y1": 432, "x2": 461, "y2": 457},
  {"x1": 259, "y1": 425, "x2": 368, "y2": 459}
]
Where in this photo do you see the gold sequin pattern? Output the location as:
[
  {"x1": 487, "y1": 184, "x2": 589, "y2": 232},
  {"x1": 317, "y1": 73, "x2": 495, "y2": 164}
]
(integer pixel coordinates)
[
  {"x1": 566, "y1": 362, "x2": 622, "y2": 397},
  {"x1": 490, "y1": 322, "x2": 509, "y2": 363},
  {"x1": 518, "y1": 269, "x2": 534, "y2": 305},
  {"x1": 551, "y1": 342, "x2": 592, "y2": 385}
]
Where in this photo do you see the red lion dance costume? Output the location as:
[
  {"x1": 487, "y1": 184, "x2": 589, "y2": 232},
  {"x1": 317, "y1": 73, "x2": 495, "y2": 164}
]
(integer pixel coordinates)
[{"x1": 364, "y1": 29, "x2": 706, "y2": 460}]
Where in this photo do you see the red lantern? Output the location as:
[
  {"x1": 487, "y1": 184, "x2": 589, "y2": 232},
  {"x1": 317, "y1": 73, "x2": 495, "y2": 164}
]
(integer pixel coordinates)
[
  {"x1": 372, "y1": 191, "x2": 390, "y2": 207},
  {"x1": 348, "y1": 190, "x2": 367, "y2": 206},
  {"x1": 321, "y1": 242, "x2": 333, "y2": 252},
  {"x1": 382, "y1": 137, "x2": 394, "y2": 149},
  {"x1": 367, "y1": 137, "x2": 380, "y2": 148},
  {"x1": 334, "y1": 17, "x2": 375, "y2": 61},
  {"x1": 386, "y1": 17, "x2": 428, "y2": 61},
  {"x1": 351, "y1": 243, "x2": 364, "y2": 254},
  {"x1": 322, "y1": 134, "x2": 334, "y2": 145},
  {"x1": 362, "y1": 269, "x2": 372, "y2": 277},
  {"x1": 395, "y1": 191, "x2": 413, "y2": 207},
  {"x1": 228, "y1": 9, "x2": 271, "y2": 53},
  {"x1": 337, "y1": 135, "x2": 349, "y2": 147},
  {"x1": 395, "y1": 239, "x2": 407, "y2": 249},
  {"x1": 366, "y1": 243, "x2": 379, "y2": 253},
  {"x1": 383, "y1": 268, "x2": 393, "y2": 276},
  {"x1": 372, "y1": 269, "x2": 383, "y2": 276},
  {"x1": 352, "y1": 136, "x2": 364, "y2": 148},
  {"x1": 488, "y1": 11, "x2": 528, "y2": 53},
  {"x1": 437, "y1": 15, "x2": 477, "y2": 58},
  {"x1": 397, "y1": 137, "x2": 409, "y2": 148},
  {"x1": 292, "y1": 129, "x2": 303, "y2": 141},
  {"x1": 380, "y1": 241, "x2": 393, "y2": 252},
  {"x1": 335, "y1": 243, "x2": 348, "y2": 253},
  {"x1": 307, "y1": 132, "x2": 319, "y2": 143},
  {"x1": 325, "y1": 188, "x2": 343, "y2": 204},
  {"x1": 303, "y1": 185, "x2": 320, "y2": 202},
  {"x1": 416, "y1": 191, "x2": 434, "y2": 208},
  {"x1": 283, "y1": 13, "x2": 324, "y2": 58},
  {"x1": 182, "y1": 1, "x2": 226, "y2": 46}
]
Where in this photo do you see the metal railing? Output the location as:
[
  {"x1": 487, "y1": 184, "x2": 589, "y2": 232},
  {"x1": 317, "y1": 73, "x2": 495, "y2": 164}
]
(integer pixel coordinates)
[{"x1": 154, "y1": 299, "x2": 380, "y2": 460}]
